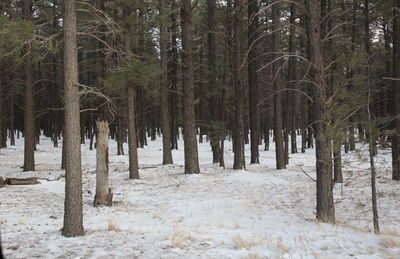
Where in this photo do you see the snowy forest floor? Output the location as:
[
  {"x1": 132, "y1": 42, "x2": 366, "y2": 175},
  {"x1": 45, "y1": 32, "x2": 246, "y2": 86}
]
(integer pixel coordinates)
[{"x1": 0, "y1": 135, "x2": 399, "y2": 258}]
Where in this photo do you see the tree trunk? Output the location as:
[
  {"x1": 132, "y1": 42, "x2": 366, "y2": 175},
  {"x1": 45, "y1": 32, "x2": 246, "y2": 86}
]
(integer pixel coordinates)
[
  {"x1": 233, "y1": 0, "x2": 245, "y2": 170},
  {"x1": 94, "y1": 120, "x2": 112, "y2": 207},
  {"x1": 22, "y1": 0, "x2": 35, "y2": 171},
  {"x1": 181, "y1": 0, "x2": 200, "y2": 174},
  {"x1": 127, "y1": 85, "x2": 140, "y2": 179},
  {"x1": 392, "y1": 0, "x2": 400, "y2": 180},
  {"x1": 272, "y1": 0, "x2": 285, "y2": 169},
  {"x1": 62, "y1": 0, "x2": 84, "y2": 237},
  {"x1": 248, "y1": 0, "x2": 260, "y2": 164},
  {"x1": 305, "y1": 0, "x2": 335, "y2": 223},
  {"x1": 160, "y1": 0, "x2": 173, "y2": 165}
]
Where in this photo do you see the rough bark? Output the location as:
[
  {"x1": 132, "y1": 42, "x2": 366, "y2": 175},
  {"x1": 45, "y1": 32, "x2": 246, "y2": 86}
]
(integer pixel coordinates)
[
  {"x1": 160, "y1": 0, "x2": 173, "y2": 165},
  {"x1": 23, "y1": 0, "x2": 35, "y2": 172},
  {"x1": 272, "y1": 0, "x2": 285, "y2": 169},
  {"x1": 94, "y1": 120, "x2": 112, "y2": 207},
  {"x1": 248, "y1": 0, "x2": 260, "y2": 164},
  {"x1": 62, "y1": 0, "x2": 84, "y2": 237},
  {"x1": 305, "y1": 0, "x2": 335, "y2": 223},
  {"x1": 181, "y1": 0, "x2": 200, "y2": 174},
  {"x1": 233, "y1": 0, "x2": 245, "y2": 170}
]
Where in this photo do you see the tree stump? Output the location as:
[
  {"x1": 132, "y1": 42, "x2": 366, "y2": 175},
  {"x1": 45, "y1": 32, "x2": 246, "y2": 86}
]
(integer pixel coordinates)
[{"x1": 94, "y1": 121, "x2": 113, "y2": 207}]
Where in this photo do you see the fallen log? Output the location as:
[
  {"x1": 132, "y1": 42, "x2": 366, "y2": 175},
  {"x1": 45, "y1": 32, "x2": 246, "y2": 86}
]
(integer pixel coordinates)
[{"x1": 5, "y1": 178, "x2": 39, "y2": 185}]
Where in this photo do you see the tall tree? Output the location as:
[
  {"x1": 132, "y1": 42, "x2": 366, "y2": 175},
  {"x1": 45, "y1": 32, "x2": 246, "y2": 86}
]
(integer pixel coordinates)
[
  {"x1": 272, "y1": 0, "x2": 285, "y2": 169},
  {"x1": 181, "y1": 0, "x2": 200, "y2": 174},
  {"x1": 233, "y1": 0, "x2": 246, "y2": 170},
  {"x1": 22, "y1": 0, "x2": 35, "y2": 171},
  {"x1": 62, "y1": 0, "x2": 84, "y2": 237},
  {"x1": 160, "y1": 0, "x2": 173, "y2": 165},
  {"x1": 392, "y1": 0, "x2": 400, "y2": 180},
  {"x1": 248, "y1": 0, "x2": 260, "y2": 164},
  {"x1": 305, "y1": 0, "x2": 335, "y2": 223}
]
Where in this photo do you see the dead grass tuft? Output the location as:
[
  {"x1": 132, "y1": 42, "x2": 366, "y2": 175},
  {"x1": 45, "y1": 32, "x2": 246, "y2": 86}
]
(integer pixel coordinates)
[
  {"x1": 381, "y1": 235, "x2": 400, "y2": 248},
  {"x1": 233, "y1": 234, "x2": 251, "y2": 250},
  {"x1": 107, "y1": 218, "x2": 122, "y2": 232}
]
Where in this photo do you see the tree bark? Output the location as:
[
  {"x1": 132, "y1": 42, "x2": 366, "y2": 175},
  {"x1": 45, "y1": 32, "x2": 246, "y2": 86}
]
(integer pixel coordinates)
[
  {"x1": 305, "y1": 0, "x2": 335, "y2": 223},
  {"x1": 181, "y1": 0, "x2": 200, "y2": 174},
  {"x1": 248, "y1": 0, "x2": 260, "y2": 164},
  {"x1": 62, "y1": 0, "x2": 84, "y2": 237},
  {"x1": 160, "y1": 0, "x2": 173, "y2": 165},
  {"x1": 22, "y1": 0, "x2": 35, "y2": 172},
  {"x1": 94, "y1": 120, "x2": 112, "y2": 207},
  {"x1": 127, "y1": 85, "x2": 140, "y2": 179},
  {"x1": 272, "y1": 0, "x2": 285, "y2": 169},
  {"x1": 233, "y1": 0, "x2": 246, "y2": 170},
  {"x1": 392, "y1": 0, "x2": 400, "y2": 180}
]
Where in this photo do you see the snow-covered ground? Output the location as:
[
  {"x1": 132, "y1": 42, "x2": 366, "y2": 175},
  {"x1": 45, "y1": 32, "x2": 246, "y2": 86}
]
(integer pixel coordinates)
[{"x1": 0, "y1": 135, "x2": 399, "y2": 258}]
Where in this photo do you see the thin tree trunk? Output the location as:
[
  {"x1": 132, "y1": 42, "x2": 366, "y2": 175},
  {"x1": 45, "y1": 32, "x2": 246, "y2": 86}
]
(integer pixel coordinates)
[
  {"x1": 248, "y1": 0, "x2": 260, "y2": 164},
  {"x1": 272, "y1": 0, "x2": 285, "y2": 169},
  {"x1": 62, "y1": 0, "x2": 84, "y2": 237},
  {"x1": 127, "y1": 85, "x2": 139, "y2": 179},
  {"x1": 181, "y1": 0, "x2": 200, "y2": 174},
  {"x1": 160, "y1": 0, "x2": 173, "y2": 165},
  {"x1": 233, "y1": 0, "x2": 245, "y2": 170}
]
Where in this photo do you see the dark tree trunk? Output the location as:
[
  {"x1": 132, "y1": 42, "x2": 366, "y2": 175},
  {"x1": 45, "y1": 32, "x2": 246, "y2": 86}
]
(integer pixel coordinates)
[
  {"x1": 233, "y1": 0, "x2": 245, "y2": 170},
  {"x1": 248, "y1": 0, "x2": 260, "y2": 164},
  {"x1": 392, "y1": 0, "x2": 400, "y2": 180},
  {"x1": 62, "y1": 0, "x2": 84, "y2": 237},
  {"x1": 207, "y1": 0, "x2": 221, "y2": 164},
  {"x1": 305, "y1": 0, "x2": 335, "y2": 223},
  {"x1": 272, "y1": 0, "x2": 285, "y2": 169},
  {"x1": 127, "y1": 85, "x2": 140, "y2": 179},
  {"x1": 23, "y1": 0, "x2": 35, "y2": 171},
  {"x1": 160, "y1": 0, "x2": 173, "y2": 165},
  {"x1": 181, "y1": 0, "x2": 200, "y2": 174}
]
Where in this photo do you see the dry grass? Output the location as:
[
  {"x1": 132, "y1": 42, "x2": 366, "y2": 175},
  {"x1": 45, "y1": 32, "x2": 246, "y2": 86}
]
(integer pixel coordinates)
[
  {"x1": 171, "y1": 224, "x2": 195, "y2": 249},
  {"x1": 233, "y1": 234, "x2": 251, "y2": 250},
  {"x1": 381, "y1": 235, "x2": 400, "y2": 248},
  {"x1": 107, "y1": 218, "x2": 122, "y2": 232},
  {"x1": 242, "y1": 253, "x2": 265, "y2": 259}
]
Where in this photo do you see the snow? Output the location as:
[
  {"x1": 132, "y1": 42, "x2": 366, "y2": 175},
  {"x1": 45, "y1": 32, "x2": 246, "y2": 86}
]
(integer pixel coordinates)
[{"x1": 0, "y1": 135, "x2": 399, "y2": 258}]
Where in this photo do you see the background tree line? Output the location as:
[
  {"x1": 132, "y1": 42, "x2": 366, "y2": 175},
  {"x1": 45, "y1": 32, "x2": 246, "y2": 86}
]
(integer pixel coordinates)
[{"x1": 0, "y1": 0, "x2": 398, "y2": 236}]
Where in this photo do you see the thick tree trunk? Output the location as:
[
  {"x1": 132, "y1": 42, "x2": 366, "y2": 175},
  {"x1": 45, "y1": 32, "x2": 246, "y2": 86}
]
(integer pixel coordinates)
[
  {"x1": 272, "y1": 0, "x2": 285, "y2": 169},
  {"x1": 160, "y1": 0, "x2": 173, "y2": 165},
  {"x1": 94, "y1": 120, "x2": 112, "y2": 207},
  {"x1": 181, "y1": 0, "x2": 200, "y2": 174},
  {"x1": 392, "y1": 0, "x2": 400, "y2": 180},
  {"x1": 23, "y1": 0, "x2": 35, "y2": 171},
  {"x1": 248, "y1": 0, "x2": 260, "y2": 164},
  {"x1": 305, "y1": 0, "x2": 335, "y2": 223},
  {"x1": 233, "y1": 0, "x2": 245, "y2": 170},
  {"x1": 62, "y1": 0, "x2": 84, "y2": 237}
]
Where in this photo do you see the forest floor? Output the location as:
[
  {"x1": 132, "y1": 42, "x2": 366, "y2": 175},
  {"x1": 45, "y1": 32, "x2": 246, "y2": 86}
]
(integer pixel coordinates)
[{"x1": 0, "y1": 135, "x2": 399, "y2": 258}]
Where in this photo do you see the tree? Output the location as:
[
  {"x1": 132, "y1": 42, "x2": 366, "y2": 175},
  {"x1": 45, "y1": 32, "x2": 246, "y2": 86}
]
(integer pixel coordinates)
[
  {"x1": 62, "y1": 0, "x2": 84, "y2": 237},
  {"x1": 248, "y1": 0, "x2": 260, "y2": 164},
  {"x1": 181, "y1": 0, "x2": 200, "y2": 174},
  {"x1": 160, "y1": 0, "x2": 173, "y2": 165},
  {"x1": 392, "y1": 0, "x2": 400, "y2": 181},
  {"x1": 22, "y1": 0, "x2": 35, "y2": 172},
  {"x1": 94, "y1": 120, "x2": 113, "y2": 207},
  {"x1": 305, "y1": 0, "x2": 335, "y2": 223},
  {"x1": 272, "y1": 0, "x2": 285, "y2": 169},
  {"x1": 233, "y1": 0, "x2": 246, "y2": 170}
]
